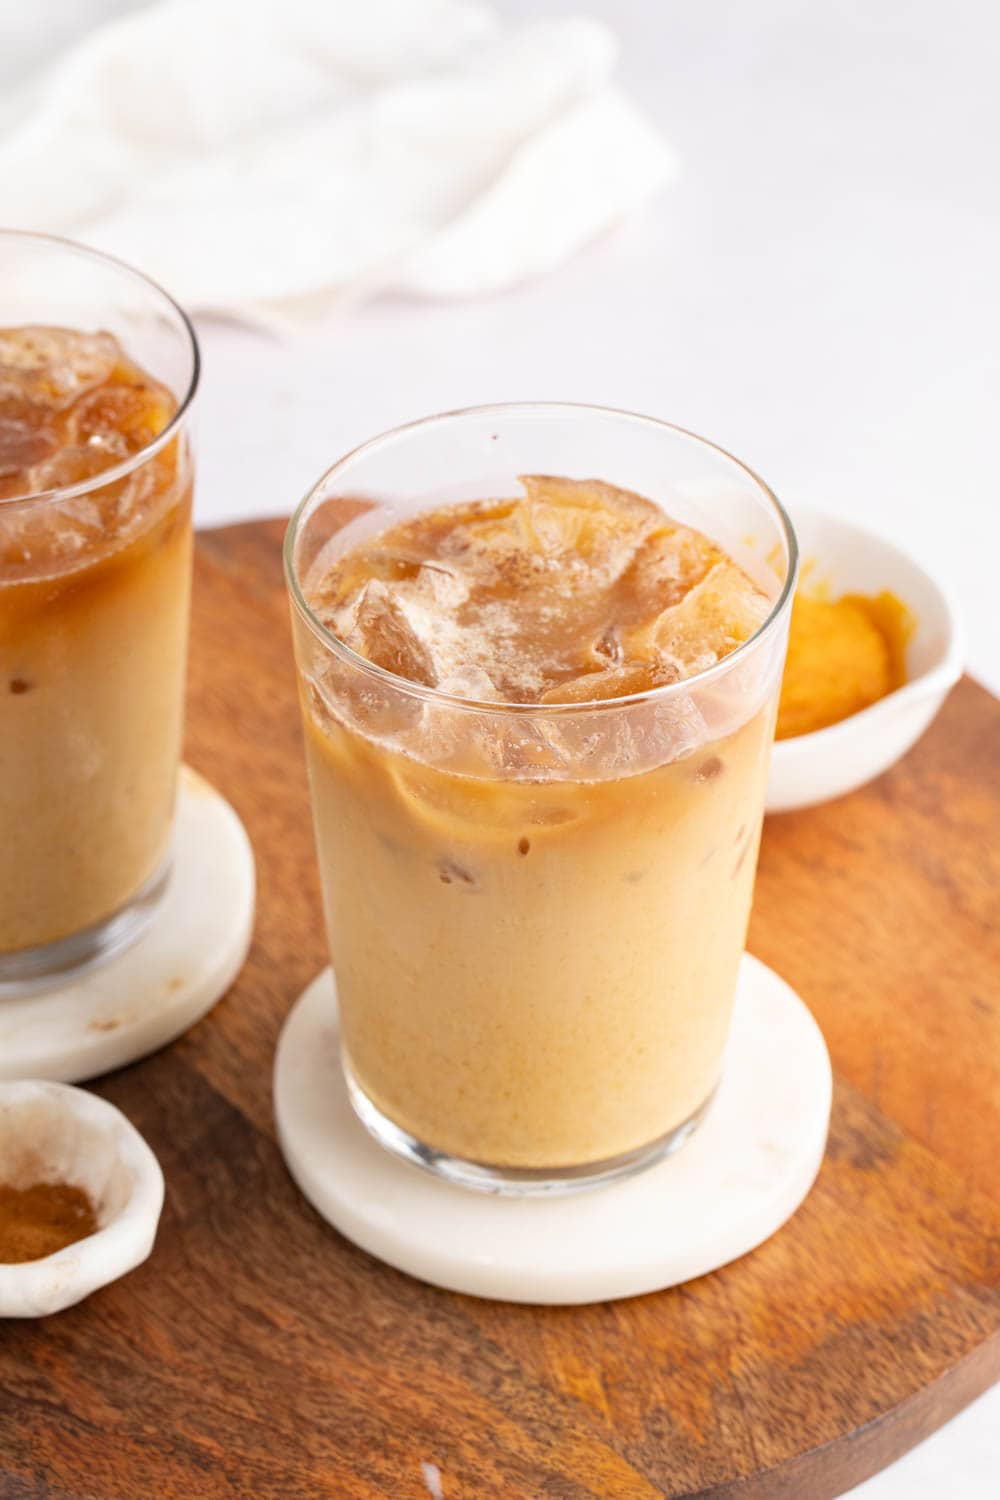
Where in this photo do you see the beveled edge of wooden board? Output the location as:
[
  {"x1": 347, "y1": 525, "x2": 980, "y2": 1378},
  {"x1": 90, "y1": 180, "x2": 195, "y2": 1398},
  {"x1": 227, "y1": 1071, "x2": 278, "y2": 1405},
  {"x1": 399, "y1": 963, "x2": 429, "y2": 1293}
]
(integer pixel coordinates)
[{"x1": 715, "y1": 1332, "x2": 1000, "y2": 1500}]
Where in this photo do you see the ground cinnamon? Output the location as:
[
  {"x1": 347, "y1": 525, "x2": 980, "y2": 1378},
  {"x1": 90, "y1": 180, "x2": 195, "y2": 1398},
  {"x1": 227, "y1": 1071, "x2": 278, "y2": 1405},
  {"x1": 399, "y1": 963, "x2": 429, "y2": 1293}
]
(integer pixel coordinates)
[{"x1": 0, "y1": 1181, "x2": 98, "y2": 1263}]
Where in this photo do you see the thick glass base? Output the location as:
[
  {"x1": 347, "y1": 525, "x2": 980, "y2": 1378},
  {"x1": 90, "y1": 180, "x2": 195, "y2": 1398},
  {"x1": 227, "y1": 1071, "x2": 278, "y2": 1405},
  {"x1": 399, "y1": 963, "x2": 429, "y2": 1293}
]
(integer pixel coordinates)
[
  {"x1": 0, "y1": 860, "x2": 171, "y2": 999},
  {"x1": 343, "y1": 1054, "x2": 718, "y2": 1198}
]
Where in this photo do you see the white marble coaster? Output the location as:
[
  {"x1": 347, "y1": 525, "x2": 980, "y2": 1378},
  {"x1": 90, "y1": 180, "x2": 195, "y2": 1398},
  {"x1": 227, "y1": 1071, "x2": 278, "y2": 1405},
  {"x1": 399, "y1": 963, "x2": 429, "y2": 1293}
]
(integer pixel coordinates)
[
  {"x1": 274, "y1": 954, "x2": 832, "y2": 1304},
  {"x1": 0, "y1": 767, "x2": 255, "y2": 1084}
]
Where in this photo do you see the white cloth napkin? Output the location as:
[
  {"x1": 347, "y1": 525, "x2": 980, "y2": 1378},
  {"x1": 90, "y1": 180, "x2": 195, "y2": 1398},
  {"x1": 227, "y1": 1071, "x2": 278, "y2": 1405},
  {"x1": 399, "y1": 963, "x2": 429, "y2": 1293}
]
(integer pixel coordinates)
[{"x1": 1, "y1": 0, "x2": 675, "y2": 325}]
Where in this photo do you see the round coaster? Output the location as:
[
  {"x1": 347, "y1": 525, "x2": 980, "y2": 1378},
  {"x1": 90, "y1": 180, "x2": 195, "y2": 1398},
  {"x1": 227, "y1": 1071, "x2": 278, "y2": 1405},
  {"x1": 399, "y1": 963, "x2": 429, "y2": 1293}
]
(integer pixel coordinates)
[
  {"x1": 274, "y1": 955, "x2": 832, "y2": 1304},
  {"x1": 0, "y1": 767, "x2": 255, "y2": 1084}
]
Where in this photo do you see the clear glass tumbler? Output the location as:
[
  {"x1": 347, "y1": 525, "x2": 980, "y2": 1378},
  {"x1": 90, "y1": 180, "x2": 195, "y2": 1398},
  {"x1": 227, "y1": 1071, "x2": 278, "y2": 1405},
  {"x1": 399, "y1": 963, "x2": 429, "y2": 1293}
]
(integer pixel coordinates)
[
  {"x1": 285, "y1": 405, "x2": 796, "y2": 1193},
  {"x1": 0, "y1": 232, "x2": 198, "y2": 993}
]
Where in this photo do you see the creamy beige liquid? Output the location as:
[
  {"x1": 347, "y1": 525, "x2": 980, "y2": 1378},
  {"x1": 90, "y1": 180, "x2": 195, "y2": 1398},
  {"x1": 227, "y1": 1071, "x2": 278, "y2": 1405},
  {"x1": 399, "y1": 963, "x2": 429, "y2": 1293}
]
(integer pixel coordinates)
[
  {"x1": 0, "y1": 328, "x2": 191, "y2": 954},
  {"x1": 298, "y1": 476, "x2": 776, "y2": 1168}
]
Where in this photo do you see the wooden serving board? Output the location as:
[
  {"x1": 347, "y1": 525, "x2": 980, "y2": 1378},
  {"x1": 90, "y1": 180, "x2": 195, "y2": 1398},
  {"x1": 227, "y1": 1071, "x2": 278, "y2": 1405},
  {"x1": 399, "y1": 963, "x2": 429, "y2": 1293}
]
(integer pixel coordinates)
[{"x1": 2, "y1": 520, "x2": 998, "y2": 1500}]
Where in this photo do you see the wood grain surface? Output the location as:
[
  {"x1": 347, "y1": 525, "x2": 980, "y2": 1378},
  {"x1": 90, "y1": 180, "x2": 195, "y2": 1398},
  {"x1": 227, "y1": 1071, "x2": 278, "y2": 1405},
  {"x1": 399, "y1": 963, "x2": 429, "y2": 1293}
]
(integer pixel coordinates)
[{"x1": 1, "y1": 519, "x2": 997, "y2": 1500}]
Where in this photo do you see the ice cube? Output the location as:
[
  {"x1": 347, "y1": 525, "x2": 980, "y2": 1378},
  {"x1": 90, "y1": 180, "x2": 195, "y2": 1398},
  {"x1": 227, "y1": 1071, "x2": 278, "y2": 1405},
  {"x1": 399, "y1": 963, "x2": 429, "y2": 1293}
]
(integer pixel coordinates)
[
  {"x1": 479, "y1": 716, "x2": 573, "y2": 776},
  {"x1": 27, "y1": 445, "x2": 116, "y2": 492},
  {"x1": 578, "y1": 691, "x2": 709, "y2": 778},
  {"x1": 0, "y1": 491, "x2": 106, "y2": 571},
  {"x1": 68, "y1": 379, "x2": 173, "y2": 455},
  {"x1": 619, "y1": 524, "x2": 721, "y2": 621},
  {"x1": 418, "y1": 561, "x2": 469, "y2": 612},
  {"x1": 518, "y1": 475, "x2": 658, "y2": 583},
  {"x1": 453, "y1": 502, "x2": 544, "y2": 592},
  {"x1": 520, "y1": 474, "x2": 660, "y2": 524},
  {"x1": 0, "y1": 328, "x2": 118, "y2": 409},
  {"x1": 0, "y1": 411, "x2": 59, "y2": 478},
  {"x1": 435, "y1": 664, "x2": 498, "y2": 700},
  {"x1": 634, "y1": 559, "x2": 770, "y2": 676},
  {"x1": 344, "y1": 579, "x2": 439, "y2": 687},
  {"x1": 540, "y1": 661, "x2": 678, "y2": 704},
  {"x1": 311, "y1": 655, "x2": 424, "y2": 744}
]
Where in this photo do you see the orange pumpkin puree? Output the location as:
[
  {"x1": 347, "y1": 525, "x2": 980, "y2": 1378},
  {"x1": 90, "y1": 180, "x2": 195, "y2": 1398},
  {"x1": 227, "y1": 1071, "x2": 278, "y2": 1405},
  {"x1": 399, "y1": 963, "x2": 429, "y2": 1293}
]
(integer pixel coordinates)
[{"x1": 776, "y1": 588, "x2": 912, "y2": 739}]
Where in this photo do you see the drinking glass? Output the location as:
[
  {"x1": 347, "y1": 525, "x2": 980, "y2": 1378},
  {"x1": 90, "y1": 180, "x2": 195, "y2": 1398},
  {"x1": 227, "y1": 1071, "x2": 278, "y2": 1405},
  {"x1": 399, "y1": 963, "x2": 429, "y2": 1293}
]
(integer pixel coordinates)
[
  {"x1": 0, "y1": 232, "x2": 198, "y2": 993},
  {"x1": 285, "y1": 404, "x2": 796, "y2": 1193}
]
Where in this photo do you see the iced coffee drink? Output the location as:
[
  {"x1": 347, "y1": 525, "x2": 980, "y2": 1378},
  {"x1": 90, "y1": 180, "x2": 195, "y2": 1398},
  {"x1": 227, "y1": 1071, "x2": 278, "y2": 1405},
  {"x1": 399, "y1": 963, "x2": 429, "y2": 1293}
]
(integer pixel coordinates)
[
  {"x1": 287, "y1": 408, "x2": 795, "y2": 1190},
  {"x1": 0, "y1": 237, "x2": 197, "y2": 988}
]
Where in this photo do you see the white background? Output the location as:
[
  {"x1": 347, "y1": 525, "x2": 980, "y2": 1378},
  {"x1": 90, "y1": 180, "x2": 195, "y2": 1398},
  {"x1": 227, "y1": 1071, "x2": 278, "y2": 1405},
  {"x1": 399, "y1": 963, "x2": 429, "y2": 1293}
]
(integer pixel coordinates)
[{"x1": 6, "y1": 3, "x2": 999, "y2": 1494}]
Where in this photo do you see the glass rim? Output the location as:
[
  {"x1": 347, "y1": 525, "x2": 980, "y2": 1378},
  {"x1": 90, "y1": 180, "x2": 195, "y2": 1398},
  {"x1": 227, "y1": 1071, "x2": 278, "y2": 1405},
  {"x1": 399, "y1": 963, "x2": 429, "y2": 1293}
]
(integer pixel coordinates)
[
  {"x1": 284, "y1": 401, "x2": 799, "y2": 717},
  {"x1": 0, "y1": 228, "x2": 201, "y2": 510}
]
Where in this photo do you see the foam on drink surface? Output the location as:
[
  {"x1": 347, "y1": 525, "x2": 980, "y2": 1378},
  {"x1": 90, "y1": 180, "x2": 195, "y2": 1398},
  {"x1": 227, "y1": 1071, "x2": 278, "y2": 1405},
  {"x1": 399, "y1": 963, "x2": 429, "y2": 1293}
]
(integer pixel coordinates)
[
  {"x1": 307, "y1": 476, "x2": 770, "y2": 706},
  {"x1": 0, "y1": 326, "x2": 178, "y2": 579}
]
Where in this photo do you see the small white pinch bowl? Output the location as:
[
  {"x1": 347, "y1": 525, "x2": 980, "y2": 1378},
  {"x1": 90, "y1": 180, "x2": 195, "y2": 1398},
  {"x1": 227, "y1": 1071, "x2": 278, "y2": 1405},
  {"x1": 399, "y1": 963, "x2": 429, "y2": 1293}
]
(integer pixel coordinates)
[
  {"x1": 0, "y1": 1080, "x2": 164, "y2": 1317},
  {"x1": 766, "y1": 505, "x2": 964, "y2": 814}
]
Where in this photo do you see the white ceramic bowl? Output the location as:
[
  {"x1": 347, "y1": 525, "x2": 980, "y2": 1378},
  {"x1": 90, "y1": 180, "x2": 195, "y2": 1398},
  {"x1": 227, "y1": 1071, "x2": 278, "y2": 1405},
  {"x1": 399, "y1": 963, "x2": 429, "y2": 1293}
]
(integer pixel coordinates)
[
  {"x1": 766, "y1": 505, "x2": 964, "y2": 814},
  {"x1": 0, "y1": 1080, "x2": 164, "y2": 1317}
]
